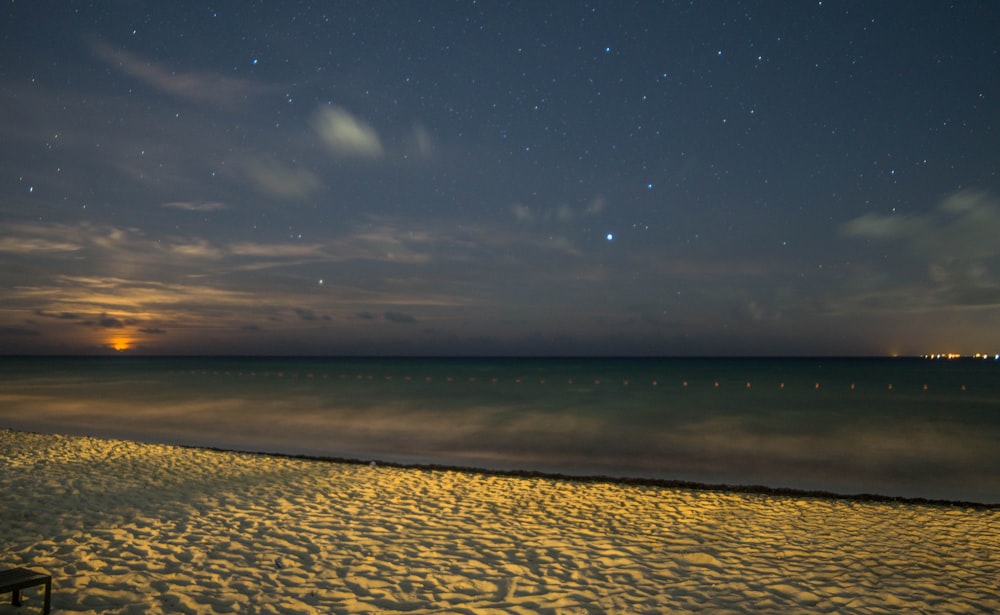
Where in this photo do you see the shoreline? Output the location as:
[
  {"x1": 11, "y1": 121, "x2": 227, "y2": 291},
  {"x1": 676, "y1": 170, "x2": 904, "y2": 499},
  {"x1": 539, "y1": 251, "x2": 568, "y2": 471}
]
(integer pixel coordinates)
[
  {"x1": 2, "y1": 428, "x2": 998, "y2": 614},
  {"x1": 207, "y1": 445, "x2": 1000, "y2": 510},
  {"x1": 9, "y1": 428, "x2": 998, "y2": 509}
]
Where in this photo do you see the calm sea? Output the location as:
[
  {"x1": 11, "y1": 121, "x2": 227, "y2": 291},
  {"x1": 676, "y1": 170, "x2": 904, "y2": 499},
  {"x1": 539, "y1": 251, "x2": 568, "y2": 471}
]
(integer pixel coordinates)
[{"x1": 1, "y1": 356, "x2": 998, "y2": 504}]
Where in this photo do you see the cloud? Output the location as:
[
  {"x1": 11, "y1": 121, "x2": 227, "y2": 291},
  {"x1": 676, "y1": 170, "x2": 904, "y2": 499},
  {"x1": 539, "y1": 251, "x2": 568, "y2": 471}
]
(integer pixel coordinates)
[
  {"x1": 935, "y1": 190, "x2": 1000, "y2": 260},
  {"x1": 384, "y1": 311, "x2": 417, "y2": 324},
  {"x1": 409, "y1": 124, "x2": 435, "y2": 158},
  {"x1": 511, "y1": 203, "x2": 534, "y2": 222},
  {"x1": 294, "y1": 308, "x2": 328, "y2": 321},
  {"x1": 92, "y1": 41, "x2": 265, "y2": 108},
  {"x1": 28, "y1": 275, "x2": 265, "y2": 316},
  {"x1": 926, "y1": 262, "x2": 1000, "y2": 307},
  {"x1": 0, "y1": 326, "x2": 40, "y2": 337},
  {"x1": 840, "y1": 212, "x2": 915, "y2": 239},
  {"x1": 840, "y1": 189, "x2": 1000, "y2": 309},
  {"x1": 841, "y1": 189, "x2": 1000, "y2": 261},
  {"x1": 35, "y1": 310, "x2": 82, "y2": 321},
  {"x1": 238, "y1": 156, "x2": 323, "y2": 199},
  {"x1": 511, "y1": 195, "x2": 607, "y2": 225},
  {"x1": 162, "y1": 201, "x2": 228, "y2": 212},
  {"x1": 354, "y1": 310, "x2": 425, "y2": 325},
  {"x1": 326, "y1": 226, "x2": 436, "y2": 265},
  {"x1": 96, "y1": 314, "x2": 127, "y2": 329},
  {"x1": 227, "y1": 242, "x2": 326, "y2": 259},
  {"x1": 0, "y1": 214, "x2": 666, "y2": 354},
  {"x1": 312, "y1": 105, "x2": 383, "y2": 158},
  {"x1": 0, "y1": 234, "x2": 81, "y2": 253},
  {"x1": 171, "y1": 240, "x2": 225, "y2": 259}
]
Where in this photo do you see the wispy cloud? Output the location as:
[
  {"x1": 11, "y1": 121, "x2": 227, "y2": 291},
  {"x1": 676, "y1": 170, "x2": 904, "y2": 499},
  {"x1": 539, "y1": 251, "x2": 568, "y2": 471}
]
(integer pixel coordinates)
[
  {"x1": 842, "y1": 189, "x2": 1000, "y2": 260},
  {"x1": 0, "y1": 236, "x2": 81, "y2": 253},
  {"x1": 0, "y1": 215, "x2": 662, "y2": 353},
  {"x1": 171, "y1": 240, "x2": 225, "y2": 260},
  {"x1": 92, "y1": 41, "x2": 266, "y2": 108},
  {"x1": 228, "y1": 242, "x2": 328, "y2": 259},
  {"x1": 162, "y1": 201, "x2": 228, "y2": 212},
  {"x1": 312, "y1": 105, "x2": 384, "y2": 158},
  {"x1": 237, "y1": 156, "x2": 323, "y2": 199},
  {"x1": 511, "y1": 195, "x2": 606, "y2": 224},
  {"x1": 408, "y1": 124, "x2": 435, "y2": 158},
  {"x1": 840, "y1": 188, "x2": 1000, "y2": 309}
]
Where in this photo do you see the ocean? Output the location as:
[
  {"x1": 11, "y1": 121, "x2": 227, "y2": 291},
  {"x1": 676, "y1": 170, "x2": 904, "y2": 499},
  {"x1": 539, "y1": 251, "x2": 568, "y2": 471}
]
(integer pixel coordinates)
[{"x1": 1, "y1": 356, "x2": 998, "y2": 504}]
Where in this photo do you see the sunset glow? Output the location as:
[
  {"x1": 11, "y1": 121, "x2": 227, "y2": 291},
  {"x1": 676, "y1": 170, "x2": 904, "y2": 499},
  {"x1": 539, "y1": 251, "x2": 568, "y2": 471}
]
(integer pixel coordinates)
[{"x1": 108, "y1": 337, "x2": 133, "y2": 352}]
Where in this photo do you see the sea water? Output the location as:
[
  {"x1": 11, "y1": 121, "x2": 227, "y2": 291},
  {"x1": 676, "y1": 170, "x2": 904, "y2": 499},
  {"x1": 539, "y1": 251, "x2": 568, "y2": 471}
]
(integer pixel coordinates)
[{"x1": 1, "y1": 356, "x2": 998, "y2": 503}]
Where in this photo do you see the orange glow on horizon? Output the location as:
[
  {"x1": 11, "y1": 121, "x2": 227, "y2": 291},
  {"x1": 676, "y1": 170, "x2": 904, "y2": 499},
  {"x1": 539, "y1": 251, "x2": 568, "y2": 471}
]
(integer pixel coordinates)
[{"x1": 108, "y1": 337, "x2": 133, "y2": 352}]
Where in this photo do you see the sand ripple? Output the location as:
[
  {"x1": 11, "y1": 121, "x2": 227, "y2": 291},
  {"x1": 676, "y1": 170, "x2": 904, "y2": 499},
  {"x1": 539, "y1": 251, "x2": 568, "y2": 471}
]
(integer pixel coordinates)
[{"x1": 1, "y1": 429, "x2": 997, "y2": 614}]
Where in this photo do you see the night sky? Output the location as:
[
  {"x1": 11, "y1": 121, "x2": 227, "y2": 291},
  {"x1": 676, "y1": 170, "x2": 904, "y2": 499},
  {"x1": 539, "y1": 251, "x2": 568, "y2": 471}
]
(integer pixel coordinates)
[{"x1": 2, "y1": 2, "x2": 998, "y2": 356}]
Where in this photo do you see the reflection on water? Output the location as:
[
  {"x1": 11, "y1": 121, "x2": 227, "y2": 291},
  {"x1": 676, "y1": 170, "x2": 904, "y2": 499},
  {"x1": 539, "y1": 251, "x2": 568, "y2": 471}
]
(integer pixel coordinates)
[{"x1": 1, "y1": 357, "x2": 998, "y2": 503}]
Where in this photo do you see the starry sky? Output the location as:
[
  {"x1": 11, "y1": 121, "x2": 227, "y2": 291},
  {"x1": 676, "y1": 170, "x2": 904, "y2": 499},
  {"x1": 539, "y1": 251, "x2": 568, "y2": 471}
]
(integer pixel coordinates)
[{"x1": 2, "y1": 1, "x2": 999, "y2": 356}]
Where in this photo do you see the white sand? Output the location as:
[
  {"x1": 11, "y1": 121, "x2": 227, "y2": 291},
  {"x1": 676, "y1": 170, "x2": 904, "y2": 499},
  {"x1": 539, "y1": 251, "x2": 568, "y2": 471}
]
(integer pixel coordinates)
[{"x1": 1, "y1": 429, "x2": 997, "y2": 614}]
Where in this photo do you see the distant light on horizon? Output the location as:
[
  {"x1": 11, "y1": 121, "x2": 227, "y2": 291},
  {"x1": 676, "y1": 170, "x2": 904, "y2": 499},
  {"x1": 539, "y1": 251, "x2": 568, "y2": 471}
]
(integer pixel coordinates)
[{"x1": 923, "y1": 353, "x2": 1000, "y2": 361}]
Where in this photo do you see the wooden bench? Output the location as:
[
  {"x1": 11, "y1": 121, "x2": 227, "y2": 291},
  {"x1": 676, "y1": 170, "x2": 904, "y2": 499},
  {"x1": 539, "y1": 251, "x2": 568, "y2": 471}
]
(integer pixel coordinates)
[{"x1": 0, "y1": 568, "x2": 51, "y2": 614}]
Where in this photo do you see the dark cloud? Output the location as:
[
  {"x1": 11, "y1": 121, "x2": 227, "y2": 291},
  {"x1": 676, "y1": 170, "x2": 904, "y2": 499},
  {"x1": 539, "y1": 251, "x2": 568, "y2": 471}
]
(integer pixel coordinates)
[
  {"x1": 294, "y1": 308, "x2": 320, "y2": 321},
  {"x1": 97, "y1": 315, "x2": 127, "y2": 329},
  {"x1": 293, "y1": 308, "x2": 331, "y2": 322},
  {"x1": 35, "y1": 310, "x2": 82, "y2": 321},
  {"x1": 0, "y1": 326, "x2": 40, "y2": 337},
  {"x1": 384, "y1": 311, "x2": 417, "y2": 324}
]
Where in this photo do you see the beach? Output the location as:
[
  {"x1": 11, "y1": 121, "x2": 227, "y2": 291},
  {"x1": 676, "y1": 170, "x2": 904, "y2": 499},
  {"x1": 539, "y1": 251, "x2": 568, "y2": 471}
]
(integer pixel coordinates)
[{"x1": 1, "y1": 429, "x2": 997, "y2": 614}]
